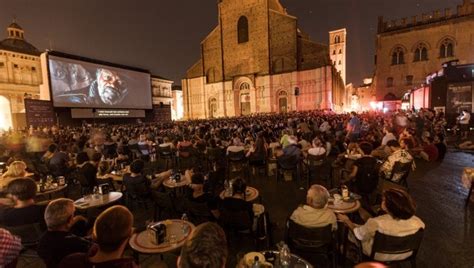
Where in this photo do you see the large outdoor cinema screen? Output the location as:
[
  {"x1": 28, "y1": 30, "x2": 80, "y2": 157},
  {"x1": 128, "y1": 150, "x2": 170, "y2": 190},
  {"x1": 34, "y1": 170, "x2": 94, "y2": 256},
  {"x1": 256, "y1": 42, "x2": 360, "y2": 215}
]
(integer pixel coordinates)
[{"x1": 48, "y1": 54, "x2": 152, "y2": 109}]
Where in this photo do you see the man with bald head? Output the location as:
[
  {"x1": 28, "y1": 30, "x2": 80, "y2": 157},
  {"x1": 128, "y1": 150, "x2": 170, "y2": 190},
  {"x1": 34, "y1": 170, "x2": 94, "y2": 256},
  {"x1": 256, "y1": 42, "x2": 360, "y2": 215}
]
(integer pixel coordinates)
[{"x1": 290, "y1": 184, "x2": 337, "y2": 230}]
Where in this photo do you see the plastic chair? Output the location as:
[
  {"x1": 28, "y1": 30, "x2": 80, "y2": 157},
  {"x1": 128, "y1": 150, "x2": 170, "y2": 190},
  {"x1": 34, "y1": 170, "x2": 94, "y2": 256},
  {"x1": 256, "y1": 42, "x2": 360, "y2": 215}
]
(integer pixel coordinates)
[
  {"x1": 227, "y1": 151, "x2": 249, "y2": 179},
  {"x1": 157, "y1": 145, "x2": 174, "y2": 170},
  {"x1": 276, "y1": 154, "x2": 301, "y2": 182},
  {"x1": 123, "y1": 177, "x2": 151, "y2": 211},
  {"x1": 387, "y1": 161, "x2": 413, "y2": 188},
  {"x1": 305, "y1": 154, "x2": 328, "y2": 188},
  {"x1": 285, "y1": 218, "x2": 337, "y2": 267},
  {"x1": 365, "y1": 229, "x2": 424, "y2": 266}
]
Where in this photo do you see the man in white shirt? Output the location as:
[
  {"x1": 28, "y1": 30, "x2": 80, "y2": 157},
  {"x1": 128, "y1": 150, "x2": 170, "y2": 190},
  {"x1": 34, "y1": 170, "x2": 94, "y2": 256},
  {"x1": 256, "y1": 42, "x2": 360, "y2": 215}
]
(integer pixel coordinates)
[
  {"x1": 381, "y1": 127, "x2": 396, "y2": 146},
  {"x1": 307, "y1": 138, "x2": 326, "y2": 157},
  {"x1": 458, "y1": 110, "x2": 471, "y2": 140},
  {"x1": 290, "y1": 184, "x2": 337, "y2": 230}
]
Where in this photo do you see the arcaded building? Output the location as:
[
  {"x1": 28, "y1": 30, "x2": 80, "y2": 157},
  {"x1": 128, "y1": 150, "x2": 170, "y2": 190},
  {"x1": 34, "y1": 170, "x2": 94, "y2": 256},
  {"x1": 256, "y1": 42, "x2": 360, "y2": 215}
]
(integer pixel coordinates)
[
  {"x1": 374, "y1": 0, "x2": 474, "y2": 102},
  {"x1": 0, "y1": 22, "x2": 42, "y2": 130},
  {"x1": 182, "y1": 0, "x2": 345, "y2": 119}
]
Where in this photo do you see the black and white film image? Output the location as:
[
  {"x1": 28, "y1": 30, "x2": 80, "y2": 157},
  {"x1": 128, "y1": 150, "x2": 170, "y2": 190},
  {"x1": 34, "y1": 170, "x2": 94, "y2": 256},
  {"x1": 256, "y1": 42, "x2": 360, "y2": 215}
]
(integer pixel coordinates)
[{"x1": 48, "y1": 55, "x2": 152, "y2": 109}]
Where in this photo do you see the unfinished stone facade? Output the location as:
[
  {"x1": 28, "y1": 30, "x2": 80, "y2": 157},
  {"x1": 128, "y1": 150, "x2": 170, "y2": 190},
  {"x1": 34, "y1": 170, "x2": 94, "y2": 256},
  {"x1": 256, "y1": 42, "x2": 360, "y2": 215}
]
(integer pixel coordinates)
[
  {"x1": 374, "y1": 0, "x2": 474, "y2": 101},
  {"x1": 182, "y1": 0, "x2": 344, "y2": 119}
]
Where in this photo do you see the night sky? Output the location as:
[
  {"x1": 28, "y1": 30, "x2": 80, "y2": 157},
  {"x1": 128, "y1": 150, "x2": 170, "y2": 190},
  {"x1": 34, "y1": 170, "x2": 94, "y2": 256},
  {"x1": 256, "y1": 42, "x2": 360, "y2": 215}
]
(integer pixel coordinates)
[{"x1": 0, "y1": 0, "x2": 459, "y2": 86}]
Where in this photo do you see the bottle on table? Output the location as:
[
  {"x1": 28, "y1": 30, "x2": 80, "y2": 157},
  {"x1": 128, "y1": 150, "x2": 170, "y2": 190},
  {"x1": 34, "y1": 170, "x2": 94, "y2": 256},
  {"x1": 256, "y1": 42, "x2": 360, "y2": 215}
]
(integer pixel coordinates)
[
  {"x1": 279, "y1": 243, "x2": 291, "y2": 267},
  {"x1": 341, "y1": 184, "x2": 349, "y2": 200},
  {"x1": 181, "y1": 213, "x2": 188, "y2": 234},
  {"x1": 252, "y1": 256, "x2": 261, "y2": 268}
]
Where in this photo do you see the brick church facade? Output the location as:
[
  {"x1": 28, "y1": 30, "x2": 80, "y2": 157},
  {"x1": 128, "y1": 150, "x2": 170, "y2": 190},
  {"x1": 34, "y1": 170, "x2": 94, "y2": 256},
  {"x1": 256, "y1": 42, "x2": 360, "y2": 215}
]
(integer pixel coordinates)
[{"x1": 182, "y1": 0, "x2": 345, "y2": 119}]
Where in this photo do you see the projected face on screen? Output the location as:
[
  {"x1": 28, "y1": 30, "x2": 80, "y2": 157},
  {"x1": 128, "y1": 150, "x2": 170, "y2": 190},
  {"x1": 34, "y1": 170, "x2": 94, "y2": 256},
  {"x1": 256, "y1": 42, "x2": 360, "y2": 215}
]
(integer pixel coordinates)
[
  {"x1": 90, "y1": 68, "x2": 128, "y2": 105},
  {"x1": 48, "y1": 55, "x2": 151, "y2": 109}
]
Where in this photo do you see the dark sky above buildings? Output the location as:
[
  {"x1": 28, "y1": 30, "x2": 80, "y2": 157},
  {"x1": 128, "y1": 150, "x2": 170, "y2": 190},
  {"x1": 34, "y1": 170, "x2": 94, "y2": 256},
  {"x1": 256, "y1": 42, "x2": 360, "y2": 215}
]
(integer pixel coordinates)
[{"x1": 0, "y1": 0, "x2": 459, "y2": 86}]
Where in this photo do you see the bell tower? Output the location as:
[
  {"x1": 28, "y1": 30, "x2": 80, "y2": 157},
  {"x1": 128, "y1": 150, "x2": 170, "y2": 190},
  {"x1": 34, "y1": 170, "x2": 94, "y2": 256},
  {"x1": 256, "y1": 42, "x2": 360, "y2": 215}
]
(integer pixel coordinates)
[{"x1": 329, "y1": 28, "x2": 347, "y2": 85}]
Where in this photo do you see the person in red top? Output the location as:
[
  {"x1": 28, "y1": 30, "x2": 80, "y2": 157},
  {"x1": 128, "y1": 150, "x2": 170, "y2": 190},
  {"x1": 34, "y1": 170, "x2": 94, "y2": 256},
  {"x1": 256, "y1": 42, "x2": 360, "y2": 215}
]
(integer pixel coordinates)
[
  {"x1": 59, "y1": 205, "x2": 138, "y2": 268},
  {"x1": 0, "y1": 228, "x2": 21, "y2": 267},
  {"x1": 419, "y1": 136, "x2": 439, "y2": 162}
]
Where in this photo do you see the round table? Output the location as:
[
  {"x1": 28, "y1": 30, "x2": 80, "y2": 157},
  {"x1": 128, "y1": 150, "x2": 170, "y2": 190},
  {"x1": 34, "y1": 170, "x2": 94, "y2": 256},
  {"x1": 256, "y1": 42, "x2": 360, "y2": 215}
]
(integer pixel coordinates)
[
  {"x1": 237, "y1": 251, "x2": 313, "y2": 268},
  {"x1": 162, "y1": 175, "x2": 190, "y2": 188},
  {"x1": 129, "y1": 219, "x2": 195, "y2": 254},
  {"x1": 97, "y1": 173, "x2": 124, "y2": 182},
  {"x1": 74, "y1": 192, "x2": 123, "y2": 210},
  {"x1": 327, "y1": 189, "x2": 361, "y2": 214},
  {"x1": 327, "y1": 199, "x2": 361, "y2": 214},
  {"x1": 219, "y1": 186, "x2": 259, "y2": 202},
  {"x1": 36, "y1": 184, "x2": 68, "y2": 197}
]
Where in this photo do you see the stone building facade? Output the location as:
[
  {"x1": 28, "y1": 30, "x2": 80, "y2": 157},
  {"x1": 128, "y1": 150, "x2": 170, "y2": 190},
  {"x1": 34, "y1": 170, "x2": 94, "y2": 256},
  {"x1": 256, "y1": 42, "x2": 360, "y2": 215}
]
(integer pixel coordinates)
[
  {"x1": 374, "y1": 0, "x2": 474, "y2": 101},
  {"x1": 0, "y1": 22, "x2": 42, "y2": 130},
  {"x1": 151, "y1": 75, "x2": 173, "y2": 107},
  {"x1": 182, "y1": 0, "x2": 345, "y2": 119},
  {"x1": 329, "y1": 28, "x2": 347, "y2": 85}
]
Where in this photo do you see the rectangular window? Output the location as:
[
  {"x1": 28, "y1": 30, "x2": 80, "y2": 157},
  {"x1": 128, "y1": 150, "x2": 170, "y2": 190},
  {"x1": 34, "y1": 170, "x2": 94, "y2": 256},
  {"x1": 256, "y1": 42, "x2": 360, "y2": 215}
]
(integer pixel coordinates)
[
  {"x1": 0, "y1": 62, "x2": 4, "y2": 67},
  {"x1": 31, "y1": 67, "x2": 36, "y2": 71},
  {"x1": 406, "y1": 75, "x2": 413, "y2": 86},
  {"x1": 13, "y1": 64, "x2": 18, "y2": 68}
]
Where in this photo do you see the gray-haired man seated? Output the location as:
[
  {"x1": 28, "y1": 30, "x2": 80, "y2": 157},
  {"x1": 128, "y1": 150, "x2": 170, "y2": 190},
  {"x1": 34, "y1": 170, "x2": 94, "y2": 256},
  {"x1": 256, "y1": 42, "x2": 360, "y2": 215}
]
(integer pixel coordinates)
[
  {"x1": 290, "y1": 184, "x2": 337, "y2": 230},
  {"x1": 38, "y1": 198, "x2": 93, "y2": 268}
]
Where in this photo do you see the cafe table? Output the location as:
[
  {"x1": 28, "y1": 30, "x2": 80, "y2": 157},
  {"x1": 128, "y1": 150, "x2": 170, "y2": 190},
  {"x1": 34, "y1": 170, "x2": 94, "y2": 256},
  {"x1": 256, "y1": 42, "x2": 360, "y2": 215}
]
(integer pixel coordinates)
[
  {"x1": 327, "y1": 189, "x2": 361, "y2": 214},
  {"x1": 237, "y1": 250, "x2": 313, "y2": 268},
  {"x1": 74, "y1": 192, "x2": 123, "y2": 210},
  {"x1": 36, "y1": 183, "x2": 68, "y2": 200},
  {"x1": 129, "y1": 219, "x2": 195, "y2": 254},
  {"x1": 162, "y1": 174, "x2": 191, "y2": 196},
  {"x1": 162, "y1": 175, "x2": 190, "y2": 189},
  {"x1": 219, "y1": 186, "x2": 259, "y2": 202}
]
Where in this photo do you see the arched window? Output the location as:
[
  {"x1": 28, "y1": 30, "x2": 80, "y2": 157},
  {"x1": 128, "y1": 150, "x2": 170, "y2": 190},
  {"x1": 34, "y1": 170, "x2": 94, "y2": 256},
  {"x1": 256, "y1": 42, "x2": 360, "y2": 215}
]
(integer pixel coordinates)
[
  {"x1": 332, "y1": 50, "x2": 336, "y2": 55},
  {"x1": 386, "y1": 77, "x2": 394, "y2": 87},
  {"x1": 334, "y1": 36, "x2": 341, "y2": 44},
  {"x1": 391, "y1": 47, "x2": 405, "y2": 65},
  {"x1": 240, "y1": 82, "x2": 250, "y2": 90},
  {"x1": 339, "y1": 49, "x2": 342, "y2": 54},
  {"x1": 237, "y1": 16, "x2": 249, "y2": 44},
  {"x1": 414, "y1": 43, "x2": 428, "y2": 62},
  {"x1": 439, "y1": 39, "x2": 454, "y2": 58}
]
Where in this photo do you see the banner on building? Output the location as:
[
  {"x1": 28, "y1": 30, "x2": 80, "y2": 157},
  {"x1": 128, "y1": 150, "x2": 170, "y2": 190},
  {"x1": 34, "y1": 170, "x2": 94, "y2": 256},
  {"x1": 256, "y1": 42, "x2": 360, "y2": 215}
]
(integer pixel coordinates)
[
  {"x1": 446, "y1": 83, "x2": 473, "y2": 114},
  {"x1": 24, "y1": 99, "x2": 56, "y2": 127},
  {"x1": 152, "y1": 104, "x2": 172, "y2": 122}
]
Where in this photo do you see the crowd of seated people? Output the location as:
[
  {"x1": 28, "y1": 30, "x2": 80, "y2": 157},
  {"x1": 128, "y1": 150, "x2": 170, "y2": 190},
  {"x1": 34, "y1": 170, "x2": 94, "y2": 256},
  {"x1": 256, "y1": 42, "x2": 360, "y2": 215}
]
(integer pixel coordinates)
[{"x1": 0, "y1": 108, "x2": 463, "y2": 266}]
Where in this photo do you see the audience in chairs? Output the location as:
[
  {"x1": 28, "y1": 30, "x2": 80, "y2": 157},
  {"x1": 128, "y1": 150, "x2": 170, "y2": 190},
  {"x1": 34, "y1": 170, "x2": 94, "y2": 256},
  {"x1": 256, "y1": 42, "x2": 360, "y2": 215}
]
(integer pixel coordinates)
[
  {"x1": 59, "y1": 205, "x2": 137, "y2": 267},
  {"x1": 38, "y1": 198, "x2": 92, "y2": 268},
  {"x1": 178, "y1": 222, "x2": 227, "y2": 268},
  {"x1": 337, "y1": 188, "x2": 425, "y2": 262},
  {"x1": 219, "y1": 178, "x2": 254, "y2": 231},
  {"x1": 0, "y1": 178, "x2": 46, "y2": 227},
  {"x1": 290, "y1": 184, "x2": 337, "y2": 230},
  {"x1": 183, "y1": 172, "x2": 219, "y2": 224},
  {"x1": 75, "y1": 152, "x2": 98, "y2": 194}
]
